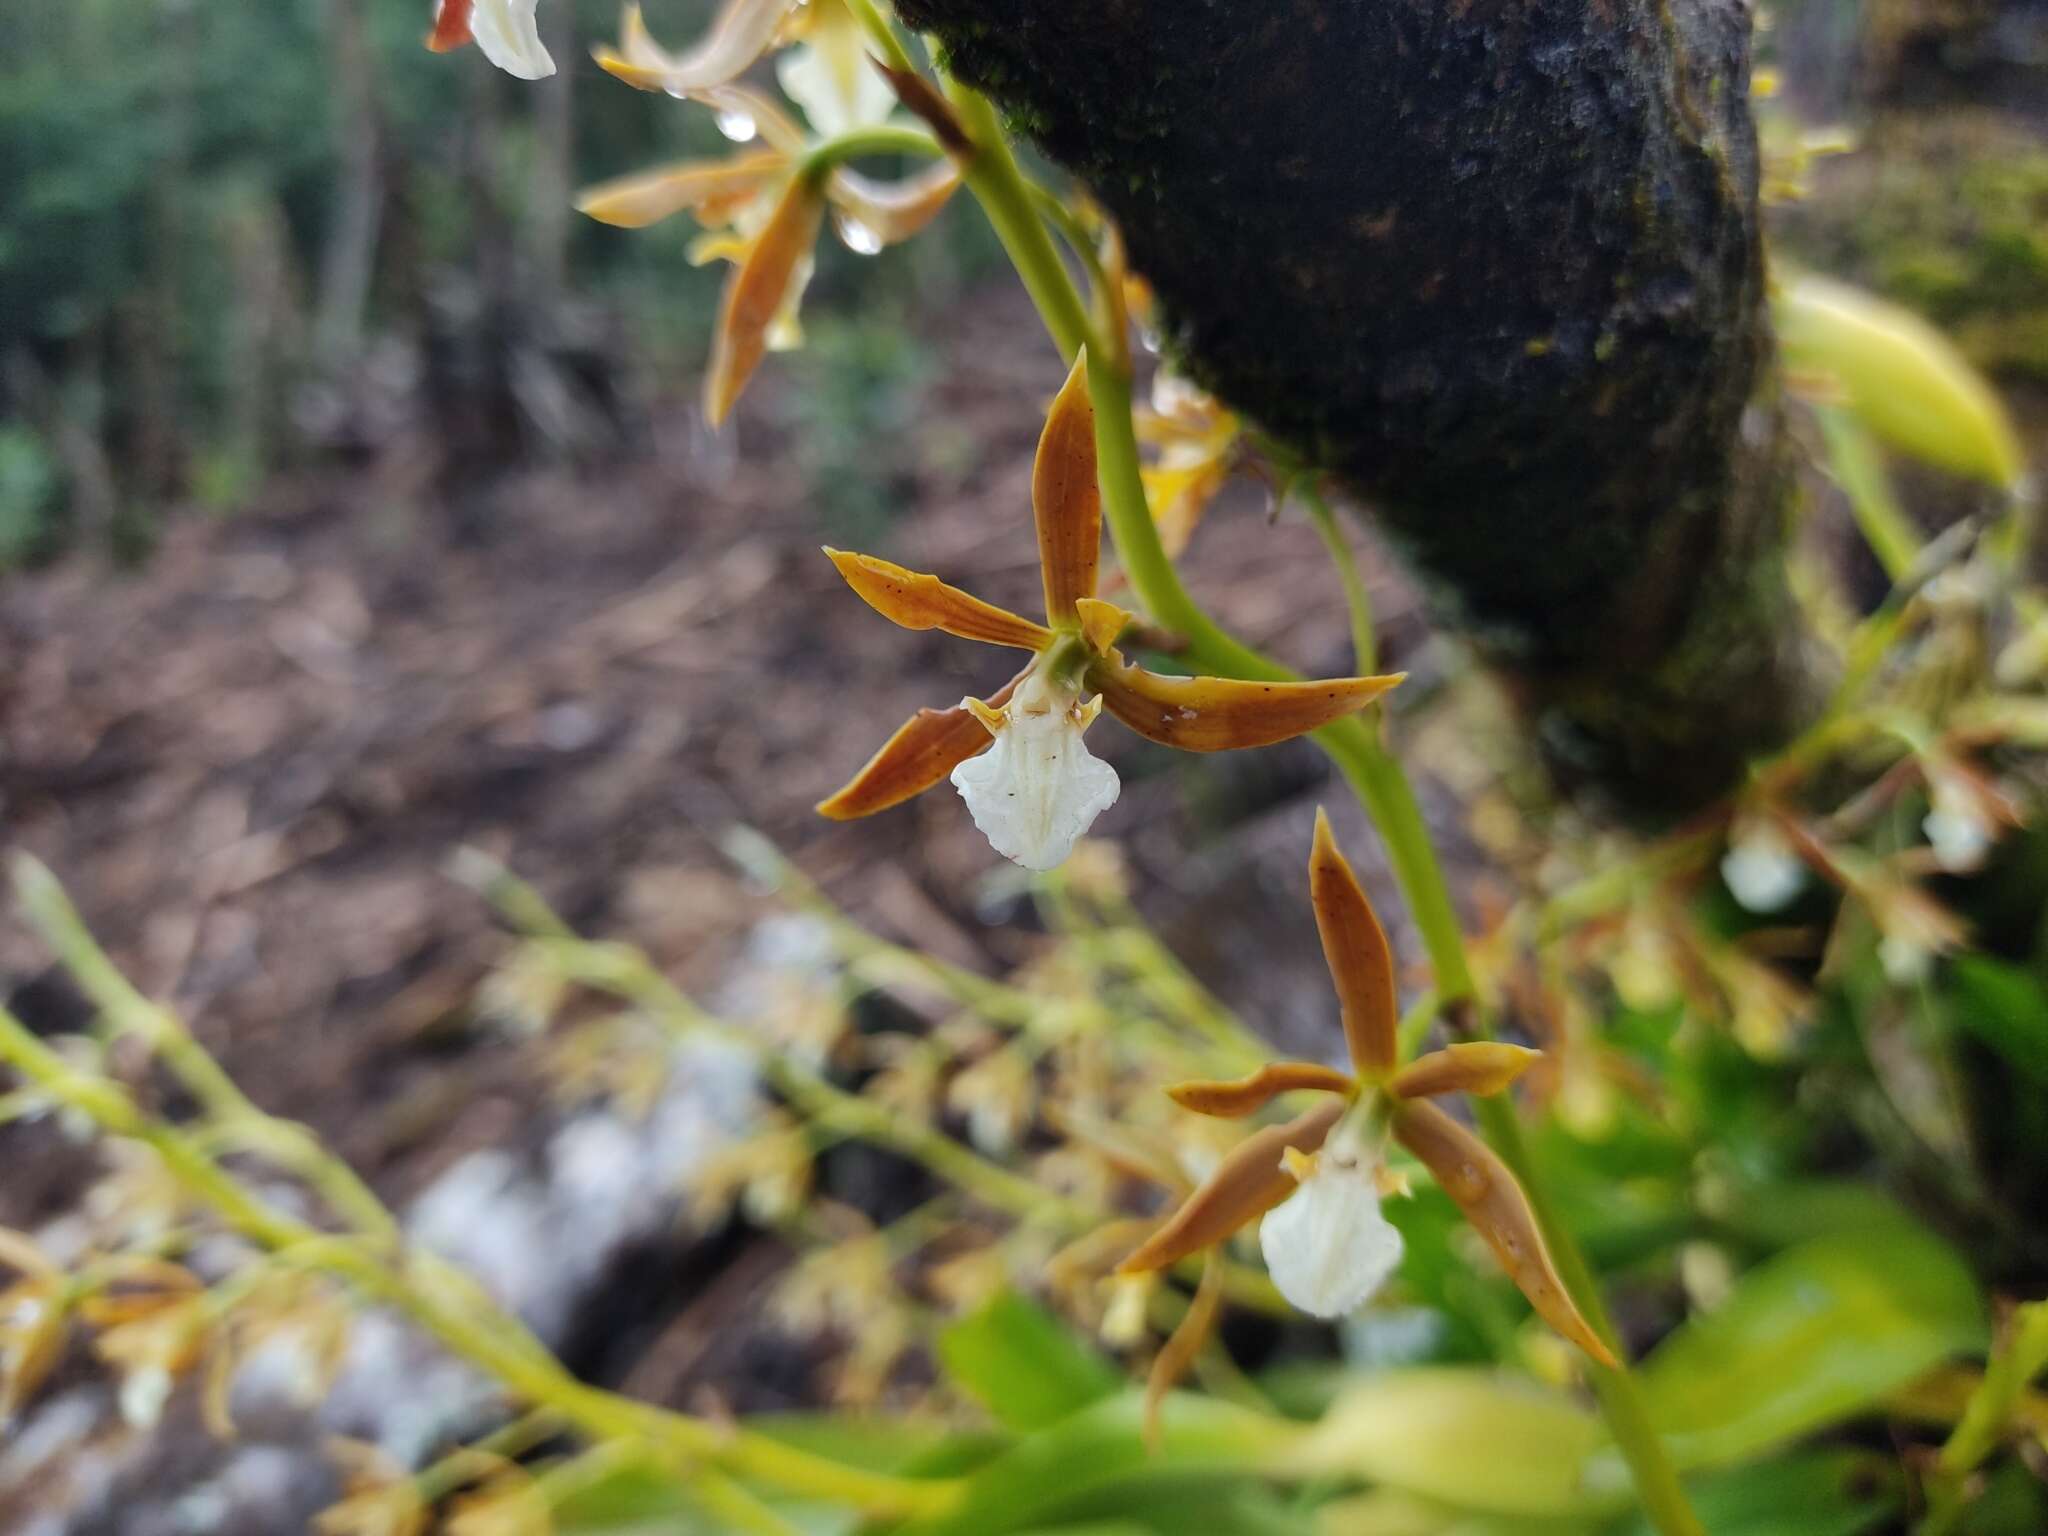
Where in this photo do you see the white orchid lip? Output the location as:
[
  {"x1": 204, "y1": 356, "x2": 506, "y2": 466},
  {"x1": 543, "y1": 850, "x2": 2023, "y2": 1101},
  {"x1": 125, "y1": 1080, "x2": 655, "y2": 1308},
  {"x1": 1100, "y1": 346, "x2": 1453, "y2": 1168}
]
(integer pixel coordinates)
[
  {"x1": 949, "y1": 671, "x2": 1119, "y2": 872},
  {"x1": 1259, "y1": 1123, "x2": 1404, "y2": 1319},
  {"x1": 468, "y1": 0, "x2": 556, "y2": 79}
]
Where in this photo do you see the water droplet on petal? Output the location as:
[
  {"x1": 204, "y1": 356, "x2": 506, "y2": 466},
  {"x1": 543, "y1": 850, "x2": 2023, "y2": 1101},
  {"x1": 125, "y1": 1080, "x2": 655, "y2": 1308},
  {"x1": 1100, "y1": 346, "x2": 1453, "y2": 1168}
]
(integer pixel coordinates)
[
  {"x1": 1139, "y1": 323, "x2": 1163, "y2": 356},
  {"x1": 832, "y1": 210, "x2": 882, "y2": 256},
  {"x1": 715, "y1": 107, "x2": 759, "y2": 143}
]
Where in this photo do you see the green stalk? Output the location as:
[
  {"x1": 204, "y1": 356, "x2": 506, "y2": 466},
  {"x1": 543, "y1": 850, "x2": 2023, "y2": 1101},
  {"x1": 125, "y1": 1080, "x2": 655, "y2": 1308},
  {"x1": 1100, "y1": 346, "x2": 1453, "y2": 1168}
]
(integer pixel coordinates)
[
  {"x1": 949, "y1": 85, "x2": 1703, "y2": 1536},
  {"x1": 1297, "y1": 479, "x2": 1379, "y2": 674},
  {"x1": 0, "y1": 1001, "x2": 958, "y2": 1520}
]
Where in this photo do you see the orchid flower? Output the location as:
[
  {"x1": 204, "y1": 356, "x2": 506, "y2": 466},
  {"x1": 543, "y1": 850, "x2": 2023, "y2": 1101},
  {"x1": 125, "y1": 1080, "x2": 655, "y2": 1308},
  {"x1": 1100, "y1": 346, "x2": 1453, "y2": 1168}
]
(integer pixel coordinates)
[
  {"x1": 817, "y1": 357, "x2": 1405, "y2": 869},
  {"x1": 1136, "y1": 371, "x2": 1240, "y2": 558},
  {"x1": 575, "y1": 64, "x2": 961, "y2": 425},
  {"x1": 1116, "y1": 812, "x2": 1616, "y2": 1365},
  {"x1": 425, "y1": 0, "x2": 555, "y2": 80}
]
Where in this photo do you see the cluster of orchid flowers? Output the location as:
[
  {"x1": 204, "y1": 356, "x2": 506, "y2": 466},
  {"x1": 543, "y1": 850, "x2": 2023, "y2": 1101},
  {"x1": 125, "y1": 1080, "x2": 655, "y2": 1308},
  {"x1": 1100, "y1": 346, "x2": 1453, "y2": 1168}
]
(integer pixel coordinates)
[{"x1": 421, "y1": 0, "x2": 1609, "y2": 1396}]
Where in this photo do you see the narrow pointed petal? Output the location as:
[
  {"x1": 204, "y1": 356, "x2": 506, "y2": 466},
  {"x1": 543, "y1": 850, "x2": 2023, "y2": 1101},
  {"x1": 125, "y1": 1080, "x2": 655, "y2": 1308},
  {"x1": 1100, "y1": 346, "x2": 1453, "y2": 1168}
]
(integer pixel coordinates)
[
  {"x1": 1116, "y1": 1100, "x2": 1344, "y2": 1276},
  {"x1": 704, "y1": 177, "x2": 825, "y2": 426},
  {"x1": 427, "y1": 0, "x2": 475, "y2": 53},
  {"x1": 1391, "y1": 1043, "x2": 1541, "y2": 1101},
  {"x1": 816, "y1": 671, "x2": 1027, "y2": 820},
  {"x1": 1089, "y1": 657, "x2": 1403, "y2": 753},
  {"x1": 828, "y1": 161, "x2": 964, "y2": 247},
  {"x1": 594, "y1": 0, "x2": 790, "y2": 96},
  {"x1": 823, "y1": 549, "x2": 1052, "y2": 650},
  {"x1": 1392, "y1": 1101, "x2": 1617, "y2": 1367},
  {"x1": 1033, "y1": 352, "x2": 1101, "y2": 623},
  {"x1": 574, "y1": 152, "x2": 785, "y2": 229},
  {"x1": 1308, "y1": 810, "x2": 1399, "y2": 1078},
  {"x1": 1144, "y1": 1251, "x2": 1225, "y2": 1453},
  {"x1": 1166, "y1": 1062, "x2": 1356, "y2": 1119}
]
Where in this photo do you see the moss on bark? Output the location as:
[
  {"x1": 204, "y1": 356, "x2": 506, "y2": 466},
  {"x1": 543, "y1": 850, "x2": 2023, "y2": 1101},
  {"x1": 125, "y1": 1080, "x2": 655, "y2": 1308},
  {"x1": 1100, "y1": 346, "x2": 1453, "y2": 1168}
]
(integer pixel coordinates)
[{"x1": 901, "y1": 0, "x2": 1824, "y2": 814}]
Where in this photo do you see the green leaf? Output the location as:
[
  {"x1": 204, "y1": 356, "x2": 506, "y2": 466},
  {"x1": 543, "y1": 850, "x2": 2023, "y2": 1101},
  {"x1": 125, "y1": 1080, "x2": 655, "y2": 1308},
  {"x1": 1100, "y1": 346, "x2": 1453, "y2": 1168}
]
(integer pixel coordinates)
[
  {"x1": 896, "y1": 1392, "x2": 1297, "y2": 1536},
  {"x1": 1606, "y1": 1451, "x2": 1898, "y2": 1536},
  {"x1": 1634, "y1": 1227, "x2": 1985, "y2": 1469},
  {"x1": 936, "y1": 1291, "x2": 1121, "y2": 1432},
  {"x1": 1277, "y1": 1368, "x2": 1619, "y2": 1518},
  {"x1": 1948, "y1": 956, "x2": 2048, "y2": 1085}
]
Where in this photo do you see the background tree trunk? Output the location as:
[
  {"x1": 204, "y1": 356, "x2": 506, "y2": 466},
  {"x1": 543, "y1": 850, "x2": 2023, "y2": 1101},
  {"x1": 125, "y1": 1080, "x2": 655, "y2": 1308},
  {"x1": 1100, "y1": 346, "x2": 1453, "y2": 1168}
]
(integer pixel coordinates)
[
  {"x1": 899, "y1": 0, "x2": 1824, "y2": 816},
  {"x1": 315, "y1": 0, "x2": 384, "y2": 369}
]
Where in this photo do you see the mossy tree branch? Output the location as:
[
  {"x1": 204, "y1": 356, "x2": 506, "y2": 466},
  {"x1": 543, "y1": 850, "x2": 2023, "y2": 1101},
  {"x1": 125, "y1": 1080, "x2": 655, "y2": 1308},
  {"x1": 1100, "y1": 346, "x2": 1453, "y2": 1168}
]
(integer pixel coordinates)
[{"x1": 900, "y1": 0, "x2": 1823, "y2": 813}]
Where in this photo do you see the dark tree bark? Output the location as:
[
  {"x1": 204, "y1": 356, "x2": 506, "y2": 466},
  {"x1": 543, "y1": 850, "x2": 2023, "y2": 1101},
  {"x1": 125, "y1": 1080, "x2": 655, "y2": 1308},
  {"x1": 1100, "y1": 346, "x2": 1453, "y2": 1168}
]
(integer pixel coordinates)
[{"x1": 898, "y1": 0, "x2": 1824, "y2": 815}]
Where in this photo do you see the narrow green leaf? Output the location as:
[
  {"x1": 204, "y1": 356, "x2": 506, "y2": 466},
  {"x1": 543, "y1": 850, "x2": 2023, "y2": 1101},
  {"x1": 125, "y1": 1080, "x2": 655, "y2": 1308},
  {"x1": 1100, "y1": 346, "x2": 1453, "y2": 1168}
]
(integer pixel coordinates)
[
  {"x1": 896, "y1": 1393, "x2": 1297, "y2": 1536},
  {"x1": 937, "y1": 1291, "x2": 1122, "y2": 1432},
  {"x1": 1635, "y1": 1227, "x2": 1985, "y2": 1469}
]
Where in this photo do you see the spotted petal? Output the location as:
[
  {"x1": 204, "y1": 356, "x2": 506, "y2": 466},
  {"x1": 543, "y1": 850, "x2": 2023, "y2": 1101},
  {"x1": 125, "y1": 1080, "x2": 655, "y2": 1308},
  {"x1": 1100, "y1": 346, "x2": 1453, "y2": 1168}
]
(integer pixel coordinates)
[
  {"x1": 1116, "y1": 1100, "x2": 1344, "y2": 1276},
  {"x1": 1392, "y1": 1101, "x2": 1617, "y2": 1366},
  {"x1": 816, "y1": 670, "x2": 1028, "y2": 820},
  {"x1": 1033, "y1": 353, "x2": 1102, "y2": 623},
  {"x1": 1089, "y1": 659, "x2": 1403, "y2": 753},
  {"x1": 823, "y1": 549, "x2": 1053, "y2": 650},
  {"x1": 1310, "y1": 809, "x2": 1398, "y2": 1078}
]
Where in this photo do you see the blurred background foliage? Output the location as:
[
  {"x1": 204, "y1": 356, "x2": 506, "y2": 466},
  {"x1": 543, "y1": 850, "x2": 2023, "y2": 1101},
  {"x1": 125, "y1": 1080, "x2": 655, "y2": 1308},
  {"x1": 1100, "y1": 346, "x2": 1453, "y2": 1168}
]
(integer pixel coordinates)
[{"x1": 0, "y1": 0, "x2": 997, "y2": 564}]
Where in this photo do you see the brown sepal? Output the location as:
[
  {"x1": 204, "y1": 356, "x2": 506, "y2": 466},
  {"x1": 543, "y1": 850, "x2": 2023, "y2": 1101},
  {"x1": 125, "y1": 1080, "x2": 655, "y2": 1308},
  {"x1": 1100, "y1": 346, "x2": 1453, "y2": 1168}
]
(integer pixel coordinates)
[
  {"x1": 1033, "y1": 352, "x2": 1102, "y2": 624},
  {"x1": 1310, "y1": 808, "x2": 1399, "y2": 1077},
  {"x1": 1144, "y1": 1250, "x2": 1224, "y2": 1454},
  {"x1": 816, "y1": 668, "x2": 1028, "y2": 820},
  {"x1": 1115, "y1": 1100, "x2": 1343, "y2": 1276},
  {"x1": 1166, "y1": 1062, "x2": 1355, "y2": 1119},
  {"x1": 823, "y1": 548, "x2": 1053, "y2": 651},
  {"x1": 704, "y1": 175, "x2": 824, "y2": 426},
  {"x1": 1391, "y1": 1101, "x2": 1618, "y2": 1367},
  {"x1": 1391, "y1": 1043, "x2": 1541, "y2": 1100},
  {"x1": 1089, "y1": 659, "x2": 1402, "y2": 753},
  {"x1": 872, "y1": 61, "x2": 974, "y2": 159}
]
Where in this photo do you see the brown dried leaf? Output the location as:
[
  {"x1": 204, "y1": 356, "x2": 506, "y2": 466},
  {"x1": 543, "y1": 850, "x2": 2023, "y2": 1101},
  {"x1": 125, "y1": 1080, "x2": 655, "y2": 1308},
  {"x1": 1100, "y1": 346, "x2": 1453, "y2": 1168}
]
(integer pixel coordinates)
[
  {"x1": 822, "y1": 548, "x2": 1053, "y2": 650},
  {"x1": 1116, "y1": 1099, "x2": 1343, "y2": 1276},
  {"x1": 1166, "y1": 1061, "x2": 1356, "y2": 1119},
  {"x1": 1033, "y1": 353, "x2": 1102, "y2": 623},
  {"x1": 1390, "y1": 1043, "x2": 1541, "y2": 1101},
  {"x1": 1090, "y1": 659, "x2": 1402, "y2": 753},
  {"x1": 1391, "y1": 1100, "x2": 1617, "y2": 1366},
  {"x1": 1310, "y1": 808, "x2": 1398, "y2": 1078},
  {"x1": 872, "y1": 61, "x2": 974, "y2": 159}
]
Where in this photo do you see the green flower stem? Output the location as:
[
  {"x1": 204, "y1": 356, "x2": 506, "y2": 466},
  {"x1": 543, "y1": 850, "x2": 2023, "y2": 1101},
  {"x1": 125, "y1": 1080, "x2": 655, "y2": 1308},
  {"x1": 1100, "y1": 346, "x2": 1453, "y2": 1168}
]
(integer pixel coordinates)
[
  {"x1": 1296, "y1": 479, "x2": 1379, "y2": 675},
  {"x1": 14, "y1": 855, "x2": 397, "y2": 1243},
  {"x1": 0, "y1": 999, "x2": 959, "y2": 1520},
  {"x1": 950, "y1": 87, "x2": 1703, "y2": 1536},
  {"x1": 948, "y1": 84, "x2": 1093, "y2": 364},
  {"x1": 798, "y1": 124, "x2": 942, "y2": 183},
  {"x1": 477, "y1": 863, "x2": 1291, "y2": 1316}
]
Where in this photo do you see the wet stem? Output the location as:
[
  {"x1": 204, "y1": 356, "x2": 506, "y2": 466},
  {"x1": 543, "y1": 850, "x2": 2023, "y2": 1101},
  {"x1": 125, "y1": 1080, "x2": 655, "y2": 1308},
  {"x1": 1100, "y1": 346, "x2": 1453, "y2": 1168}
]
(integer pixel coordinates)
[{"x1": 944, "y1": 78, "x2": 1708, "y2": 1536}]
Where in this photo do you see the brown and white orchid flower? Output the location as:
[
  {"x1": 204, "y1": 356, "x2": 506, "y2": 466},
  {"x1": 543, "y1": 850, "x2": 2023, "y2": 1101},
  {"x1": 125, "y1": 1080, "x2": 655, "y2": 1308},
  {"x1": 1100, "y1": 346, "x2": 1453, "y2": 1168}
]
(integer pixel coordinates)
[
  {"x1": 1117, "y1": 812, "x2": 1617, "y2": 1366},
  {"x1": 817, "y1": 357, "x2": 1404, "y2": 870},
  {"x1": 575, "y1": 81, "x2": 960, "y2": 425}
]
